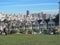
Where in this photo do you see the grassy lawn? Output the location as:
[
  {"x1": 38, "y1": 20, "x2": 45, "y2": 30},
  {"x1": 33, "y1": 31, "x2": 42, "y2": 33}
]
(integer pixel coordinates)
[{"x1": 0, "y1": 34, "x2": 60, "y2": 45}]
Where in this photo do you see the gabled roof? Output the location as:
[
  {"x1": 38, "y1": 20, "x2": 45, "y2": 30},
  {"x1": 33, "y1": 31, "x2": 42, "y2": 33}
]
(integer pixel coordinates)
[
  {"x1": 26, "y1": 21, "x2": 31, "y2": 25},
  {"x1": 48, "y1": 19, "x2": 55, "y2": 24},
  {"x1": 40, "y1": 20, "x2": 47, "y2": 24},
  {"x1": 48, "y1": 16, "x2": 55, "y2": 24},
  {"x1": 33, "y1": 21, "x2": 39, "y2": 25}
]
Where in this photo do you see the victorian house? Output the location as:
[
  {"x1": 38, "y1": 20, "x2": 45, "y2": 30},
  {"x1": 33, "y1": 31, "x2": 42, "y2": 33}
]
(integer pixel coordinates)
[{"x1": 40, "y1": 20, "x2": 47, "y2": 33}]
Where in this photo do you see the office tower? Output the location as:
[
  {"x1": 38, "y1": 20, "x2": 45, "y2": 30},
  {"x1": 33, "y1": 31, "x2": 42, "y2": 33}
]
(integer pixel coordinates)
[{"x1": 26, "y1": 10, "x2": 29, "y2": 16}]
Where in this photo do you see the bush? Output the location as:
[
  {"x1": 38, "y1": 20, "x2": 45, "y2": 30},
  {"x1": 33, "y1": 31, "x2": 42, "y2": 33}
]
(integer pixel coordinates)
[
  {"x1": 36, "y1": 30, "x2": 40, "y2": 33},
  {"x1": 44, "y1": 29, "x2": 49, "y2": 34},
  {"x1": 10, "y1": 30, "x2": 17, "y2": 34},
  {"x1": 28, "y1": 30, "x2": 33, "y2": 34},
  {"x1": 33, "y1": 30, "x2": 40, "y2": 33},
  {"x1": 19, "y1": 30, "x2": 25, "y2": 34},
  {"x1": 53, "y1": 28, "x2": 58, "y2": 34}
]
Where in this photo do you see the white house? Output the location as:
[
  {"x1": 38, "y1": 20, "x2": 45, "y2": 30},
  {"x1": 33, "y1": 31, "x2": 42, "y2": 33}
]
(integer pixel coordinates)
[
  {"x1": 32, "y1": 21, "x2": 39, "y2": 30},
  {"x1": 40, "y1": 20, "x2": 47, "y2": 33},
  {"x1": 48, "y1": 18, "x2": 55, "y2": 31}
]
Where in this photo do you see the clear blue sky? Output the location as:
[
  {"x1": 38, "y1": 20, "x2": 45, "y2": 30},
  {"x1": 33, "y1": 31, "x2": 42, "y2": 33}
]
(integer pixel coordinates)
[{"x1": 0, "y1": 0, "x2": 60, "y2": 15}]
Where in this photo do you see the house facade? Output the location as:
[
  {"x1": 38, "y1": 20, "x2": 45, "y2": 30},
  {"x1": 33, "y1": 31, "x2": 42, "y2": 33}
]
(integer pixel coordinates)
[
  {"x1": 48, "y1": 18, "x2": 55, "y2": 32},
  {"x1": 40, "y1": 20, "x2": 47, "y2": 33},
  {"x1": 0, "y1": 12, "x2": 56, "y2": 34}
]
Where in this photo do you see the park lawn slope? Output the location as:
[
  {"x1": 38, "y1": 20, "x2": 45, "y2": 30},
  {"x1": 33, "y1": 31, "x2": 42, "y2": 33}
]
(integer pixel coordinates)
[{"x1": 0, "y1": 34, "x2": 60, "y2": 45}]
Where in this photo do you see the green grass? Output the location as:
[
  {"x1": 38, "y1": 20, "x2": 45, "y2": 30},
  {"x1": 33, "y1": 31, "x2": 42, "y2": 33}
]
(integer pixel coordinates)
[{"x1": 0, "y1": 34, "x2": 60, "y2": 45}]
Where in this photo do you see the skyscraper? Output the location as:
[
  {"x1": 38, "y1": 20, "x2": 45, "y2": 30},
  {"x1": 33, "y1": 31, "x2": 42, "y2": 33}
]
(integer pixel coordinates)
[{"x1": 26, "y1": 10, "x2": 29, "y2": 16}]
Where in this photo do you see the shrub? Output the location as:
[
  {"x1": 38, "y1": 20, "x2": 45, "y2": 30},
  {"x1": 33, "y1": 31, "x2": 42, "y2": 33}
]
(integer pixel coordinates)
[
  {"x1": 44, "y1": 29, "x2": 49, "y2": 34},
  {"x1": 28, "y1": 30, "x2": 33, "y2": 34},
  {"x1": 53, "y1": 28, "x2": 58, "y2": 34},
  {"x1": 19, "y1": 30, "x2": 25, "y2": 34},
  {"x1": 33, "y1": 30, "x2": 40, "y2": 33},
  {"x1": 10, "y1": 30, "x2": 17, "y2": 34},
  {"x1": 36, "y1": 30, "x2": 40, "y2": 33}
]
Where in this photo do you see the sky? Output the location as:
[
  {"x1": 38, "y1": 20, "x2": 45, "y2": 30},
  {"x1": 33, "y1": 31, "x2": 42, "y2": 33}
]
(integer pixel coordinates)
[{"x1": 0, "y1": 0, "x2": 60, "y2": 15}]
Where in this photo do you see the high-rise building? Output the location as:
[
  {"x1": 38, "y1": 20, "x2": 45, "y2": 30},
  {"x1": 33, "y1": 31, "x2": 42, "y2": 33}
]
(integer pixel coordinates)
[
  {"x1": 41, "y1": 12, "x2": 49, "y2": 20},
  {"x1": 26, "y1": 10, "x2": 29, "y2": 16}
]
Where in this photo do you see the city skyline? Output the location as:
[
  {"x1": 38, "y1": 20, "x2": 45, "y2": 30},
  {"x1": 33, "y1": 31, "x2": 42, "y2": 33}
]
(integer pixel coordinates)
[{"x1": 0, "y1": 0, "x2": 60, "y2": 15}]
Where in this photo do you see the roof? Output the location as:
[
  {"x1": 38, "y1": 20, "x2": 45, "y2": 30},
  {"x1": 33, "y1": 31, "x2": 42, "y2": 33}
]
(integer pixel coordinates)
[
  {"x1": 40, "y1": 20, "x2": 47, "y2": 24},
  {"x1": 48, "y1": 19, "x2": 55, "y2": 24}
]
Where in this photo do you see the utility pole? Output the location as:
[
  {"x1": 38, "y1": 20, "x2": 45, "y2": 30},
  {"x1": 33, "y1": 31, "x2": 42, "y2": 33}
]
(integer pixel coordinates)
[{"x1": 59, "y1": 2, "x2": 60, "y2": 27}]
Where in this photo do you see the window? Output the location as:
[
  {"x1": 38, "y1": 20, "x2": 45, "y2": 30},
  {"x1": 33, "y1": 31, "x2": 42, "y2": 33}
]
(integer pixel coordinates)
[
  {"x1": 52, "y1": 24, "x2": 54, "y2": 26},
  {"x1": 40, "y1": 24, "x2": 43, "y2": 26},
  {"x1": 49, "y1": 24, "x2": 51, "y2": 26}
]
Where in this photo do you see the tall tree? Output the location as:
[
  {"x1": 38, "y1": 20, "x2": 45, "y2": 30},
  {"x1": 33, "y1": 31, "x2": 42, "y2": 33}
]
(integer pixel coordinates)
[{"x1": 53, "y1": 14, "x2": 59, "y2": 26}]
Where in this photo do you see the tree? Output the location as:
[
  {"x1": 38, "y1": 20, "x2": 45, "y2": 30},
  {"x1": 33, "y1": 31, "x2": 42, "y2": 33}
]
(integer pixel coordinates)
[
  {"x1": 53, "y1": 14, "x2": 59, "y2": 26},
  {"x1": 38, "y1": 20, "x2": 42, "y2": 29},
  {"x1": 45, "y1": 19, "x2": 49, "y2": 29},
  {"x1": 19, "y1": 29, "x2": 25, "y2": 34},
  {"x1": 34, "y1": 30, "x2": 40, "y2": 33},
  {"x1": 44, "y1": 29, "x2": 49, "y2": 34},
  {"x1": 10, "y1": 30, "x2": 18, "y2": 34},
  {"x1": 7, "y1": 22, "x2": 11, "y2": 34},
  {"x1": 28, "y1": 30, "x2": 33, "y2": 34},
  {"x1": 53, "y1": 28, "x2": 58, "y2": 34},
  {"x1": 3, "y1": 28, "x2": 8, "y2": 35},
  {"x1": 3, "y1": 19, "x2": 8, "y2": 23},
  {"x1": 3, "y1": 19, "x2": 10, "y2": 34},
  {"x1": 31, "y1": 21, "x2": 34, "y2": 30}
]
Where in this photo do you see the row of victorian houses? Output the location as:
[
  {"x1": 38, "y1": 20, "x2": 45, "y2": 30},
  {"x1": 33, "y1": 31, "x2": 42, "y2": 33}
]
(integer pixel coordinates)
[{"x1": 0, "y1": 12, "x2": 56, "y2": 33}]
